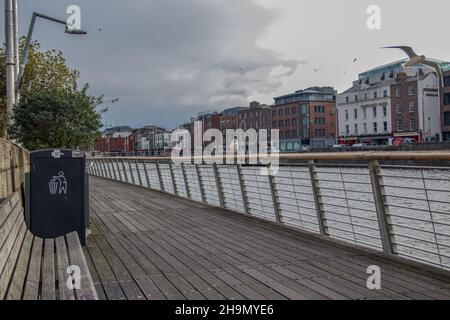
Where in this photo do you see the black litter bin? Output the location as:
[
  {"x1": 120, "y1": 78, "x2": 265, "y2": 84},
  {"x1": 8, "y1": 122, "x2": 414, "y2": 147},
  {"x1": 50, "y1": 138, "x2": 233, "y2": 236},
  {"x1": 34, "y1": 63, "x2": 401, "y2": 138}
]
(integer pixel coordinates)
[{"x1": 29, "y1": 149, "x2": 88, "y2": 245}]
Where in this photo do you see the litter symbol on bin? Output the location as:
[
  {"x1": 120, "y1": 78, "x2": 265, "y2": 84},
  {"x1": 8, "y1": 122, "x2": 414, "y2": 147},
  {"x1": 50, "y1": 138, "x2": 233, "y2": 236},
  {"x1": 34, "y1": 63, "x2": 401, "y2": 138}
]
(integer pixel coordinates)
[{"x1": 49, "y1": 172, "x2": 68, "y2": 195}]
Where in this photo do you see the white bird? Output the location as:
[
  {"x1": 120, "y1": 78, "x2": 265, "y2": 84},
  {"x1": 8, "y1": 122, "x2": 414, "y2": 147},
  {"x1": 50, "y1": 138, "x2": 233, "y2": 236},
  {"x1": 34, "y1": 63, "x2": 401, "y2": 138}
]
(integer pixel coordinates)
[{"x1": 383, "y1": 46, "x2": 443, "y2": 86}]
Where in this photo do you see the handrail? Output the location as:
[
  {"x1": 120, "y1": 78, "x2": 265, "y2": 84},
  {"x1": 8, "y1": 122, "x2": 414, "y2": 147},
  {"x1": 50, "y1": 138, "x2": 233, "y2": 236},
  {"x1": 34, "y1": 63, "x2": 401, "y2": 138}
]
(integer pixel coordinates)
[
  {"x1": 88, "y1": 150, "x2": 450, "y2": 162},
  {"x1": 88, "y1": 156, "x2": 450, "y2": 272}
]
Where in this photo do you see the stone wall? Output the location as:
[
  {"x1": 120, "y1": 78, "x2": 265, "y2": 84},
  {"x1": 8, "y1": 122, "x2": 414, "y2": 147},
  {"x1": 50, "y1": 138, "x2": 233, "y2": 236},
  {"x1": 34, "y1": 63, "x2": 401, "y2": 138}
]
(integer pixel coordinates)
[{"x1": 0, "y1": 139, "x2": 30, "y2": 200}]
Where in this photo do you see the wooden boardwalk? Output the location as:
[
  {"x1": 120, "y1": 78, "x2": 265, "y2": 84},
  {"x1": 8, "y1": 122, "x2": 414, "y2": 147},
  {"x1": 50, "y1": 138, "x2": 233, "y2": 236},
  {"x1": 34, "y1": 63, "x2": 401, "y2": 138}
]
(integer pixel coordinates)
[{"x1": 86, "y1": 177, "x2": 450, "y2": 300}]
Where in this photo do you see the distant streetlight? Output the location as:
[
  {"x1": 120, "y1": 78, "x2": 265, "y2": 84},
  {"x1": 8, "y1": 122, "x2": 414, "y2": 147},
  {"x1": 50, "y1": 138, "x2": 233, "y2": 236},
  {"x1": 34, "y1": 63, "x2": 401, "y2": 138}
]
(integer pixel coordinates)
[{"x1": 16, "y1": 12, "x2": 87, "y2": 91}]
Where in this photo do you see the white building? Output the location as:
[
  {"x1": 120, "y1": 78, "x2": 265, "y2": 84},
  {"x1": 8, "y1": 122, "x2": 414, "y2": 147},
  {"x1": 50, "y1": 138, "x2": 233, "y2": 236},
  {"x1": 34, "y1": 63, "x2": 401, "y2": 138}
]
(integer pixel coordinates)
[
  {"x1": 337, "y1": 60, "x2": 442, "y2": 145},
  {"x1": 337, "y1": 79, "x2": 394, "y2": 145},
  {"x1": 155, "y1": 131, "x2": 171, "y2": 149}
]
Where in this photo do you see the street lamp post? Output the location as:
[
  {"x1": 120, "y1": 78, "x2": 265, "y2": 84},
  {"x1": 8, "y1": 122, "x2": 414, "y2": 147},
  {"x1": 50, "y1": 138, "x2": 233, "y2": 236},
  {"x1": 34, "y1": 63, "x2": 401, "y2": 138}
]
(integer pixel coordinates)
[
  {"x1": 16, "y1": 12, "x2": 87, "y2": 91},
  {"x1": 5, "y1": 0, "x2": 16, "y2": 135}
]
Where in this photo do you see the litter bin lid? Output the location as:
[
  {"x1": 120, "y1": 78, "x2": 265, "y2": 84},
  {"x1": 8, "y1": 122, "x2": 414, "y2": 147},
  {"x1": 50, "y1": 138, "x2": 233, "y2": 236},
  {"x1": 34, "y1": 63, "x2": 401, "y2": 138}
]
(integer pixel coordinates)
[{"x1": 31, "y1": 149, "x2": 85, "y2": 159}]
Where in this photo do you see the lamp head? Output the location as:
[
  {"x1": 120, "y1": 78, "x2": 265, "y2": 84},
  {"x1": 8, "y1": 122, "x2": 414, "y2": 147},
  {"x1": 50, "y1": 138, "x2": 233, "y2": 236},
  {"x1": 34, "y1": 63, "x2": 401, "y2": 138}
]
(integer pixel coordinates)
[{"x1": 65, "y1": 26, "x2": 87, "y2": 35}]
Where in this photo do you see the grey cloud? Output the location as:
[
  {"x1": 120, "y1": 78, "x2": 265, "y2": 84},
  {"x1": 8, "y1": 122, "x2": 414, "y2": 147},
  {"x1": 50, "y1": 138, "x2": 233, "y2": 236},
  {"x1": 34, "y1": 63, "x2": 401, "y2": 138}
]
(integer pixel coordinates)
[{"x1": 11, "y1": 0, "x2": 304, "y2": 128}]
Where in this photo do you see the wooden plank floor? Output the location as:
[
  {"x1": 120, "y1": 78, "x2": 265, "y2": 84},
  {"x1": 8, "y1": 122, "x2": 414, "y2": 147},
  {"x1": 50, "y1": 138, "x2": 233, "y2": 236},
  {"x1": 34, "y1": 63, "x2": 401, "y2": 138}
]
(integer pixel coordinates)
[{"x1": 86, "y1": 177, "x2": 450, "y2": 300}]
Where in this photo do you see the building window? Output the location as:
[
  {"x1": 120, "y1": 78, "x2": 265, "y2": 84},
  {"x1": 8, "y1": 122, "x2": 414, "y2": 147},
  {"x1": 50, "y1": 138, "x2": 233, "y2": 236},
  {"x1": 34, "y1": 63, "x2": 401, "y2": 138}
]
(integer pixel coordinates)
[
  {"x1": 279, "y1": 120, "x2": 284, "y2": 127},
  {"x1": 363, "y1": 108, "x2": 367, "y2": 119},
  {"x1": 354, "y1": 124, "x2": 358, "y2": 135},
  {"x1": 396, "y1": 103, "x2": 402, "y2": 115},
  {"x1": 383, "y1": 90, "x2": 388, "y2": 97},
  {"x1": 364, "y1": 93, "x2": 368, "y2": 100},
  {"x1": 363, "y1": 123, "x2": 368, "y2": 134},
  {"x1": 408, "y1": 86, "x2": 415, "y2": 96},
  {"x1": 286, "y1": 130, "x2": 291, "y2": 138},
  {"x1": 409, "y1": 101, "x2": 415, "y2": 113},
  {"x1": 315, "y1": 117, "x2": 325, "y2": 125},
  {"x1": 272, "y1": 110, "x2": 277, "y2": 117},
  {"x1": 383, "y1": 106, "x2": 387, "y2": 117},
  {"x1": 374, "y1": 91, "x2": 378, "y2": 99},
  {"x1": 346, "y1": 125, "x2": 350, "y2": 135},
  {"x1": 373, "y1": 122, "x2": 378, "y2": 133},
  {"x1": 301, "y1": 104, "x2": 308, "y2": 114},
  {"x1": 292, "y1": 107, "x2": 297, "y2": 114},
  {"x1": 355, "y1": 95, "x2": 359, "y2": 101},
  {"x1": 383, "y1": 121, "x2": 388, "y2": 132},
  {"x1": 345, "y1": 110, "x2": 349, "y2": 121},
  {"x1": 285, "y1": 119, "x2": 291, "y2": 127},
  {"x1": 280, "y1": 131, "x2": 284, "y2": 139},
  {"x1": 346, "y1": 97, "x2": 350, "y2": 103},
  {"x1": 397, "y1": 119, "x2": 403, "y2": 131},
  {"x1": 373, "y1": 107, "x2": 377, "y2": 118},
  {"x1": 285, "y1": 108, "x2": 290, "y2": 116},
  {"x1": 444, "y1": 112, "x2": 450, "y2": 126},
  {"x1": 444, "y1": 76, "x2": 450, "y2": 87},
  {"x1": 410, "y1": 119, "x2": 416, "y2": 131},
  {"x1": 292, "y1": 118, "x2": 297, "y2": 126},
  {"x1": 444, "y1": 93, "x2": 450, "y2": 106},
  {"x1": 354, "y1": 109, "x2": 358, "y2": 120},
  {"x1": 315, "y1": 129, "x2": 326, "y2": 137},
  {"x1": 314, "y1": 106, "x2": 325, "y2": 113},
  {"x1": 292, "y1": 129, "x2": 298, "y2": 137},
  {"x1": 396, "y1": 88, "x2": 401, "y2": 98}
]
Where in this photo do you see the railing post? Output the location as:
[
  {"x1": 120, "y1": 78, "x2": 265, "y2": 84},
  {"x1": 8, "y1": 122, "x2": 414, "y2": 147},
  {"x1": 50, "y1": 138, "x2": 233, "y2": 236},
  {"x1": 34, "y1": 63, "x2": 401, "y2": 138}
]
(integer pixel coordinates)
[
  {"x1": 237, "y1": 164, "x2": 250, "y2": 215},
  {"x1": 135, "y1": 161, "x2": 143, "y2": 186},
  {"x1": 103, "y1": 160, "x2": 110, "y2": 178},
  {"x1": 102, "y1": 160, "x2": 108, "y2": 178},
  {"x1": 97, "y1": 161, "x2": 102, "y2": 177},
  {"x1": 128, "y1": 161, "x2": 136, "y2": 185},
  {"x1": 106, "y1": 160, "x2": 113, "y2": 179},
  {"x1": 213, "y1": 163, "x2": 225, "y2": 208},
  {"x1": 368, "y1": 160, "x2": 394, "y2": 255},
  {"x1": 308, "y1": 160, "x2": 327, "y2": 236},
  {"x1": 267, "y1": 165, "x2": 282, "y2": 223},
  {"x1": 196, "y1": 164, "x2": 206, "y2": 203},
  {"x1": 121, "y1": 159, "x2": 129, "y2": 183},
  {"x1": 156, "y1": 161, "x2": 165, "y2": 192},
  {"x1": 92, "y1": 159, "x2": 98, "y2": 177},
  {"x1": 181, "y1": 163, "x2": 191, "y2": 199},
  {"x1": 142, "y1": 161, "x2": 151, "y2": 188},
  {"x1": 169, "y1": 162, "x2": 179, "y2": 195},
  {"x1": 99, "y1": 160, "x2": 105, "y2": 178},
  {"x1": 111, "y1": 159, "x2": 118, "y2": 181},
  {"x1": 115, "y1": 159, "x2": 123, "y2": 181},
  {"x1": 96, "y1": 160, "x2": 101, "y2": 177}
]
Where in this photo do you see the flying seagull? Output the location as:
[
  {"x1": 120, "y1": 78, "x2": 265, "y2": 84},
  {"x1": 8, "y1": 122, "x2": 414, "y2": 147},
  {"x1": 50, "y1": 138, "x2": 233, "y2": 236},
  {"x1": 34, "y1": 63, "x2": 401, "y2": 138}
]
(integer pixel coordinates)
[{"x1": 382, "y1": 46, "x2": 443, "y2": 86}]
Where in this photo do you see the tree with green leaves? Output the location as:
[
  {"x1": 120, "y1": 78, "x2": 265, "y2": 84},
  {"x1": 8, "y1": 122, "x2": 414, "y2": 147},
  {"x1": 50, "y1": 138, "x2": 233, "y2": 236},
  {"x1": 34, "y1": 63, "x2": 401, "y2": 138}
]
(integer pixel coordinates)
[
  {"x1": 1, "y1": 38, "x2": 105, "y2": 149},
  {"x1": 9, "y1": 85, "x2": 103, "y2": 150}
]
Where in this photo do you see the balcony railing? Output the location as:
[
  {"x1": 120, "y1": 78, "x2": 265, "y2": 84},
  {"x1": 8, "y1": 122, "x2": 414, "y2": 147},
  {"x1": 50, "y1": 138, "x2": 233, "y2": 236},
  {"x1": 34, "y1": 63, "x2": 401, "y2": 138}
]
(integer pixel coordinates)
[{"x1": 87, "y1": 151, "x2": 450, "y2": 271}]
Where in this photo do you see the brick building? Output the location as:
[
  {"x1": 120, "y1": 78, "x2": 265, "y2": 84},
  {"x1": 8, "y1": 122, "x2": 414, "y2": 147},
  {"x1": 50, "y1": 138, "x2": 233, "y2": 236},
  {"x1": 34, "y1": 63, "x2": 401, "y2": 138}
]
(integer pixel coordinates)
[
  {"x1": 272, "y1": 87, "x2": 337, "y2": 151},
  {"x1": 220, "y1": 107, "x2": 247, "y2": 131},
  {"x1": 390, "y1": 73, "x2": 440, "y2": 143},
  {"x1": 237, "y1": 101, "x2": 272, "y2": 132},
  {"x1": 94, "y1": 136, "x2": 133, "y2": 154}
]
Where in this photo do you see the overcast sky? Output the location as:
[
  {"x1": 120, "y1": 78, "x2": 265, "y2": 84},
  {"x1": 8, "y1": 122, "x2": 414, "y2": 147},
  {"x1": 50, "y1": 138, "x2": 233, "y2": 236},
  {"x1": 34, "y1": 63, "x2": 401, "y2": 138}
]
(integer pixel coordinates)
[{"x1": 2, "y1": 0, "x2": 449, "y2": 128}]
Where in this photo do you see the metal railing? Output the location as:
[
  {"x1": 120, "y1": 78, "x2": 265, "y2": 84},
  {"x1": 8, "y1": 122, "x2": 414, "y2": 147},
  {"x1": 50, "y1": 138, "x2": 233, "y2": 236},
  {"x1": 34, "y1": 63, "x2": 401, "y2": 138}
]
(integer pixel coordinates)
[{"x1": 87, "y1": 151, "x2": 450, "y2": 271}]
